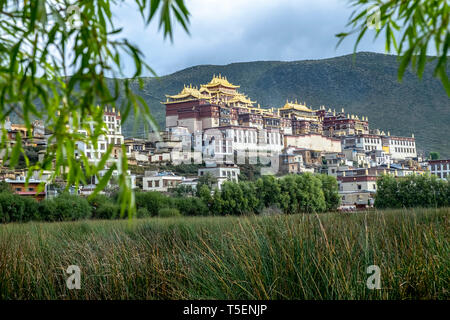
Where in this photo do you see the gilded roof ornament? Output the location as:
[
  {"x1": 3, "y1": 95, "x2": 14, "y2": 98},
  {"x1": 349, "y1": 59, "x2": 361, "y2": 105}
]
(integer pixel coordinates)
[{"x1": 280, "y1": 101, "x2": 313, "y2": 113}]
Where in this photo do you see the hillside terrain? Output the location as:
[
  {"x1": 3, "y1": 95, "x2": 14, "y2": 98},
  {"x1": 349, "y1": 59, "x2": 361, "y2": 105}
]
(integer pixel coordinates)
[{"x1": 115, "y1": 52, "x2": 448, "y2": 157}]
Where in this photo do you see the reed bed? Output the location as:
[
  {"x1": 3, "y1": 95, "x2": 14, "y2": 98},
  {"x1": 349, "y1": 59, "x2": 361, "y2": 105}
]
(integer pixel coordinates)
[{"x1": 0, "y1": 207, "x2": 448, "y2": 299}]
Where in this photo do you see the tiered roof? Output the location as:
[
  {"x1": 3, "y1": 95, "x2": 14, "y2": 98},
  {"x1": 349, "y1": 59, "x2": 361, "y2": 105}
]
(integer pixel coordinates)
[
  {"x1": 228, "y1": 93, "x2": 256, "y2": 105},
  {"x1": 165, "y1": 75, "x2": 254, "y2": 107},
  {"x1": 166, "y1": 85, "x2": 209, "y2": 101},
  {"x1": 280, "y1": 100, "x2": 314, "y2": 113},
  {"x1": 200, "y1": 74, "x2": 240, "y2": 89}
]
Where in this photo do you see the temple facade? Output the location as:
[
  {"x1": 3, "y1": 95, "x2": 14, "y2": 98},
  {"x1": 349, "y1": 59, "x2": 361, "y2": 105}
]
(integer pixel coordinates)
[
  {"x1": 164, "y1": 75, "x2": 286, "y2": 134},
  {"x1": 163, "y1": 75, "x2": 417, "y2": 162}
]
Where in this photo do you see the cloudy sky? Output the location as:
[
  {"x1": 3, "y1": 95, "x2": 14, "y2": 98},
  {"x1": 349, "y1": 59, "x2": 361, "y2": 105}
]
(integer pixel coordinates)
[{"x1": 113, "y1": 0, "x2": 387, "y2": 76}]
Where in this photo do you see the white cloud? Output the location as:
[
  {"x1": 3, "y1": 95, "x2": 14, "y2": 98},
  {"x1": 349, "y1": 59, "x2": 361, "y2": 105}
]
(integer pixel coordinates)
[{"x1": 113, "y1": 0, "x2": 387, "y2": 76}]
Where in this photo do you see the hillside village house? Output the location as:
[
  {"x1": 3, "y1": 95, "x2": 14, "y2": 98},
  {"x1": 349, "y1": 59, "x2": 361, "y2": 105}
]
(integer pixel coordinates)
[
  {"x1": 337, "y1": 170, "x2": 378, "y2": 208},
  {"x1": 324, "y1": 153, "x2": 353, "y2": 176},
  {"x1": 75, "y1": 107, "x2": 124, "y2": 165},
  {"x1": 428, "y1": 159, "x2": 450, "y2": 180},
  {"x1": 198, "y1": 163, "x2": 240, "y2": 190},
  {"x1": 284, "y1": 134, "x2": 341, "y2": 153},
  {"x1": 143, "y1": 171, "x2": 183, "y2": 192},
  {"x1": 382, "y1": 134, "x2": 417, "y2": 160},
  {"x1": 5, "y1": 177, "x2": 47, "y2": 201}
]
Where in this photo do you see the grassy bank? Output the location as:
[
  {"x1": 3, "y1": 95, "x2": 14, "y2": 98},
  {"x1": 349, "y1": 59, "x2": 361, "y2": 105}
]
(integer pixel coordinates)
[{"x1": 0, "y1": 207, "x2": 448, "y2": 299}]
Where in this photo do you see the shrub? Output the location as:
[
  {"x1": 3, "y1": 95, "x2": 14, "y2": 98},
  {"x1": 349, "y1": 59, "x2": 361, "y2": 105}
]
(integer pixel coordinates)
[
  {"x1": 0, "y1": 192, "x2": 25, "y2": 223},
  {"x1": 51, "y1": 193, "x2": 92, "y2": 221},
  {"x1": 135, "y1": 191, "x2": 173, "y2": 216},
  {"x1": 21, "y1": 197, "x2": 40, "y2": 222},
  {"x1": 0, "y1": 181, "x2": 12, "y2": 193},
  {"x1": 158, "y1": 207, "x2": 181, "y2": 218},
  {"x1": 95, "y1": 202, "x2": 120, "y2": 220},
  {"x1": 136, "y1": 207, "x2": 150, "y2": 218},
  {"x1": 0, "y1": 193, "x2": 39, "y2": 223},
  {"x1": 174, "y1": 197, "x2": 209, "y2": 216},
  {"x1": 38, "y1": 199, "x2": 59, "y2": 221},
  {"x1": 89, "y1": 194, "x2": 120, "y2": 219},
  {"x1": 88, "y1": 194, "x2": 111, "y2": 208}
]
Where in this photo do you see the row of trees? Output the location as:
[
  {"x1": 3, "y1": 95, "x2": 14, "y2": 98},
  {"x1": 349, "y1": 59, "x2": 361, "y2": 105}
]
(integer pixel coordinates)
[
  {"x1": 0, "y1": 191, "x2": 159, "y2": 223},
  {"x1": 0, "y1": 192, "x2": 92, "y2": 223},
  {"x1": 375, "y1": 174, "x2": 450, "y2": 209},
  {"x1": 0, "y1": 173, "x2": 340, "y2": 223},
  {"x1": 4, "y1": 172, "x2": 449, "y2": 223},
  {"x1": 195, "y1": 173, "x2": 340, "y2": 215},
  {"x1": 135, "y1": 173, "x2": 340, "y2": 217}
]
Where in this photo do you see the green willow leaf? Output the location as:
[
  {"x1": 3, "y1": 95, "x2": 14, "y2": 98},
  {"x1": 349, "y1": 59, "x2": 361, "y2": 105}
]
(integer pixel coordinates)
[
  {"x1": 9, "y1": 133, "x2": 22, "y2": 168},
  {"x1": 0, "y1": 0, "x2": 191, "y2": 218},
  {"x1": 337, "y1": 0, "x2": 449, "y2": 97}
]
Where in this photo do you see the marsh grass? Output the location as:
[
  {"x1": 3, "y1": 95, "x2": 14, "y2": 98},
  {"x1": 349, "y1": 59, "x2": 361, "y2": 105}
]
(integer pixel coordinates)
[{"x1": 0, "y1": 207, "x2": 448, "y2": 299}]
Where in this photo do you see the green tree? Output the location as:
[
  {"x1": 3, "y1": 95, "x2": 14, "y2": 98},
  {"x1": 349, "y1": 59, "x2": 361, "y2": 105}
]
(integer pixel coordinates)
[
  {"x1": 255, "y1": 175, "x2": 281, "y2": 208},
  {"x1": 88, "y1": 194, "x2": 120, "y2": 219},
  {"x1": 278, "y1": 175, "x2": 299, "y2": 214},
  {"x1": 337, "y1": 0, "x2": 449, "y2": 95},
  {"x1": 374, "y1": 173, "x2": 450, "y2": 209},
  {"x1": 0, "y1": 192, "x2": 25, "y2": 222},
  {"x1": 52, "y1": 193, "x2": 92, "y2": 221},
  {"x1": 196, "y1": 173, "x2": 217, "y2": 196},
  {"x1": 238, "y1": 181, "x2": 260, "y2": 213},
  {"x1": 0, "y1": 0, "x2": 190, "y2": 216},
  {"x1": 430, "y1": 152, "x2": 440, "y2": 160},
  {"x1": 218, "y1": 181, "x2": 246, "y2": 215},
  {"x1": 174, "y1": 197, "x2": 209, "y2": 216},
  {"x1": 374, "y1": 174, "x2": 400, "y2": 209},
  {"x1": 37, "y1": 199, "x2": 59, "y2": 221},
  {"x1": 292, "y1": 173, "x2": 326, "y2": 213},
  {"x1": 197, "y1": 184, "x2": 212, "y2": 205},
  {"x1": 173, "y1": 184, "x2": 194, "y2": 197},
  {"x1": 210, "y1": 187, "x2": 224, "y2": 215},
  {"x1": 0, "y1": 181, "x2": 12, "y2": 193},
  {"x1": 135, "y1": 191, "x2": 172, "y2": 216},
  {"x1": 318, "y1": 174, "x2": 340, "y2": 211}
]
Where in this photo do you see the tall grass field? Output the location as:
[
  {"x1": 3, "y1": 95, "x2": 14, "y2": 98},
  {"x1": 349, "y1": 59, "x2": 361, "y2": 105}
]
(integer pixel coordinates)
[{"x1": 0, "y1": 207, "x2": 448, "y2": 299}]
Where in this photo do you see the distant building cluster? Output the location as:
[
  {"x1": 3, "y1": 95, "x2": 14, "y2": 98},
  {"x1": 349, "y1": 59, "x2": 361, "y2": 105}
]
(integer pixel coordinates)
[{"x1": 0, "y1": 75, "x2": 446, "y2": 209}]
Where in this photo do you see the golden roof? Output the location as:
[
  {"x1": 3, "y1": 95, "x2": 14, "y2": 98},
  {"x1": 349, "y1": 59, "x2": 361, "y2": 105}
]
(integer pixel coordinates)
[
  {"x1": 280, "y1": 100, "x2": 313, "y2": 113},
  {"x1": 201, "y1": 74, "x2": 240, "y2": 89},
  {"x1": 208, "y1": 89, "x2": 236, "y2": 96},
  {"x1": 166, "y1": 85, "x2": 210, "y2": 100},
  {"x1": 247, "y1": 107, "x2": 275, "y2": 116},
  {"x1": 228, "y1": 93, "x2": 255, "y2": 105}
]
